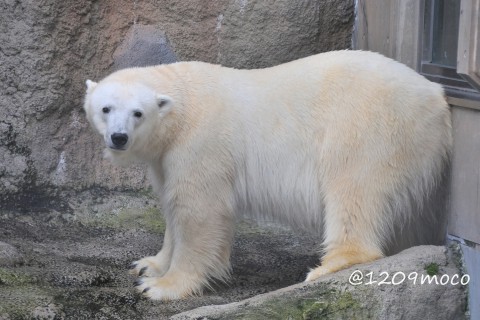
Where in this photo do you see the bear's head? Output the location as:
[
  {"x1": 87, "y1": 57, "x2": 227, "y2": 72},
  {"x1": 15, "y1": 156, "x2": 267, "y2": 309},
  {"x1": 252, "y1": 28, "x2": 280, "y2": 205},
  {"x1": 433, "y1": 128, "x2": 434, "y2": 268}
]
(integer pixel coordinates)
[{"x1": 83, "y1": 74, "x2": 173, "y2": 164}]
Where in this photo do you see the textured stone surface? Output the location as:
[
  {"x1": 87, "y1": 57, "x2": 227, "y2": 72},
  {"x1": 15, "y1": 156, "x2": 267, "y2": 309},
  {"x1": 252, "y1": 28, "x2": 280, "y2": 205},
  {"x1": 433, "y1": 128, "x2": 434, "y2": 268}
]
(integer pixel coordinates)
[
  {"x1": 0, "y1": 0, "x2": 354, "y2": 207},
  {"x1": 173, "y1": 245, "x2": 468, "y2": 320},
  {"x1": 0, "y1": 191, "x2": 468, "y2": 319},
  {"x1": 216, "y1": 0, "x2": 354, "y2": 68},
  {"x1": 0, "y1": 192, "x2": 468, "y2": 319},
  {"x1": 113, "y1": 25, "x2": 177, "y2": 70},
  {"x1": 0, "y1": 191, "x2": 320, "y2": 319},
  {"x1": 0, "y1": 242, "x2": 24, "y2": 267}
]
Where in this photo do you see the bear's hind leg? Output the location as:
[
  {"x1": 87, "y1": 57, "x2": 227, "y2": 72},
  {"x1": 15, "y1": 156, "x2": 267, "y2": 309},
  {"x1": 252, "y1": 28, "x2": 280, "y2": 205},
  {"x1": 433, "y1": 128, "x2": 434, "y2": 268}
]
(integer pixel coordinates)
[
  {"x1": 306, "y1": 183, "x2": 386, "y2": 282},
  {"x1": 305, "y1": 244, "x2": 383, "y2": 281}
]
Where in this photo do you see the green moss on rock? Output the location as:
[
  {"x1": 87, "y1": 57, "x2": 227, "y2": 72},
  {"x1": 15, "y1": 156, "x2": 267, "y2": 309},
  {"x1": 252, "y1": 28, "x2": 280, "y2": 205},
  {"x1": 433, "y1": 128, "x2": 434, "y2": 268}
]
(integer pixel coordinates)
[
  {"x1": 86, "y1": 207, "x2": 166, "y2": 234},
  {"x1": 0, "y1": 286, "x2": 55, "y2": 319},
  {"x1": 218, "y1": 286, "x2": 368, "y2": 320},
  {"x1": 0, "y1": 268, "x2": 35, "y2": 286},
  {"x1": 302, "y1": 292, "x2": 361, "y2": 319},
  {"x1": 425, "y1": 263, "x2": 439, "y2": 276}
]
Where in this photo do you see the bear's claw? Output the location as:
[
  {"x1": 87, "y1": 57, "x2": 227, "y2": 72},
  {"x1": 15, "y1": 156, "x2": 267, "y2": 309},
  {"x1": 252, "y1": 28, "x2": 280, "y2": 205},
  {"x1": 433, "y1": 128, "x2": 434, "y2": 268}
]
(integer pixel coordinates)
[
  {"x1": 139, "y1": 266, "x2": 148, "y2": 276},
  {"x1": 129, "y1": 256, "x2": 169, "y2": 277},
  {"x1": 133, "y1": 279, "x2": 143, "y2": 287}
]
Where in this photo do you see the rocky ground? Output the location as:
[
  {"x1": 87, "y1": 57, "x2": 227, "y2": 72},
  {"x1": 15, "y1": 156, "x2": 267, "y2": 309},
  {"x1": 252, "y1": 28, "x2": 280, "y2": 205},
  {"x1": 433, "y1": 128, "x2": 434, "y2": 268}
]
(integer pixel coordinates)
[
  {"x1": 0, "y1": 189, "x2": 469, "y2": 320},
  {"x1": 0, "y1": 189, "x2": 320, "y2": 319}
]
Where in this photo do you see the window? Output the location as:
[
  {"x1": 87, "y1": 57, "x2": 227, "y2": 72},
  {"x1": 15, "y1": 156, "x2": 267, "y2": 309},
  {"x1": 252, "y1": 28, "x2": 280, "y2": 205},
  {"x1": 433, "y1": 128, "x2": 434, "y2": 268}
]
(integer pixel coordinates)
[{"x1": 421, "y1": 0, "x2": 480, "y2": 109}]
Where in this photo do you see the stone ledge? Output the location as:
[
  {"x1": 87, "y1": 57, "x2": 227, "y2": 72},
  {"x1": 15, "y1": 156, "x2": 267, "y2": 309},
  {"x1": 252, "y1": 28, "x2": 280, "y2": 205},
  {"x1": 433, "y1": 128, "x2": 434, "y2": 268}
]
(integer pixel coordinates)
[{"x1": 172, "y1": 245, "x2": 468, "y2": 320}]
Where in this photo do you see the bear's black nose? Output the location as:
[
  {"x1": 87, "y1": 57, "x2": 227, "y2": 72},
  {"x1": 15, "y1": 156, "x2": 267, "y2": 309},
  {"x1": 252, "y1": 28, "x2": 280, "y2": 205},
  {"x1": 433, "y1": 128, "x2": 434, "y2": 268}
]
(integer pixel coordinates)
[{"x1": 111, "y1": 133, "x2": 128, "y2": 147}]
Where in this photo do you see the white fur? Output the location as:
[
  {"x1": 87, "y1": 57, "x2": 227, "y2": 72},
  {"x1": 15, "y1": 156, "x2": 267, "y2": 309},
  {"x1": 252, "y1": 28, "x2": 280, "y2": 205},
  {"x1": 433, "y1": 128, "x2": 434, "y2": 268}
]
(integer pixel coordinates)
[{"x1": 83, "y1": 50, "x2": 452, "y2": 300}]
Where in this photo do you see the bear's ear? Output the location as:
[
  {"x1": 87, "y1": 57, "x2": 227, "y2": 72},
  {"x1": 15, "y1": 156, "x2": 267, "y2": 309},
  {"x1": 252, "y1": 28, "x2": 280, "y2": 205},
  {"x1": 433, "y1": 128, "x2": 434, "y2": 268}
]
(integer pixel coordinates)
[
  {"x1": 156, "y1": 94, "x2": 173, "y2": 115},
  {"x1": 85, "y1": 79, "x2": 97, "y2": 93}
]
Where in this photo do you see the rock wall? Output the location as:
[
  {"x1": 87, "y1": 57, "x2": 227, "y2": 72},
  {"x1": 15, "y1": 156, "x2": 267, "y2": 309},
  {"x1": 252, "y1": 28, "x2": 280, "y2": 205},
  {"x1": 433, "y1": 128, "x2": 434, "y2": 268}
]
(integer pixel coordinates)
[{"x1": 0, "y1": 0, "x2": 354, "y2": 209}]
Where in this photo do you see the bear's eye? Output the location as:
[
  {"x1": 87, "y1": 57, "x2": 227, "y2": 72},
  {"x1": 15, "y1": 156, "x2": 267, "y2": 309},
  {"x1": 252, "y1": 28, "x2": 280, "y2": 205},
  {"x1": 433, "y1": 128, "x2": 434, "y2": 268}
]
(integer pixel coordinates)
[
  {"x1": 102, "y1": 106, "x2": 111, "y2": 114},
  {"x1": 133, "y1": 111, "x2": 143, "y2": 118}
]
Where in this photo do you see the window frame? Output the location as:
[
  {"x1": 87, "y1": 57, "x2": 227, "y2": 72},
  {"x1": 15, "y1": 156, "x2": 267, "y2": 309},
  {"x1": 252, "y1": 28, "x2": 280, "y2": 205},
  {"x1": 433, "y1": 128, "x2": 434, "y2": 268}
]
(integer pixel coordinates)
[
  {"x1": 420, "y1": 0, "x2": 480, "y2": 110},
  {"x1": 457, "y1": 0, "x2": 480, "y2": 91}
]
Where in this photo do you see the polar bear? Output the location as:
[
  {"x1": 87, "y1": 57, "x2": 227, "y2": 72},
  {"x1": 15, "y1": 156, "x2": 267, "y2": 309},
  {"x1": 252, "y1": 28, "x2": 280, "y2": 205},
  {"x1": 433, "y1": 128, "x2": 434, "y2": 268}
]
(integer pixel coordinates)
[{"x1": 83, "y1": 50, "x2": 452, "y2": 300}]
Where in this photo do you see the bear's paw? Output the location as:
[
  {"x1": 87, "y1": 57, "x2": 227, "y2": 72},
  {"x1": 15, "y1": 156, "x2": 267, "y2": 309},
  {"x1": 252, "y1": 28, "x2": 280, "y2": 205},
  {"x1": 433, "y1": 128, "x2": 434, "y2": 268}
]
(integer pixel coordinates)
[
  {"x1": 129, "y1": 256, "x2": 169, "y2": 277},
  {"x1": 134, "y1": 272, "x2": 204, "y2": 300}
]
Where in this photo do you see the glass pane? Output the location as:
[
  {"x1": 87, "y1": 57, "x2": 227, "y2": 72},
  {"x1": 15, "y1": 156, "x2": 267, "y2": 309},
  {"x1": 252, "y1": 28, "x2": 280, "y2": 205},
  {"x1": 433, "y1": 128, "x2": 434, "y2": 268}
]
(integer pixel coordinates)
[{"x1": 431, "y1": 0, "x2": 461, "y2": 67}]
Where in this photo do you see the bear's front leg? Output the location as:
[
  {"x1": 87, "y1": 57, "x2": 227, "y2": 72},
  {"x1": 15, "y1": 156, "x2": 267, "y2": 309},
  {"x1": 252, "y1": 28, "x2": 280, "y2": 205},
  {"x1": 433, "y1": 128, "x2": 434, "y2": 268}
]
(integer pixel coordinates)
[
  {"x1": 134, "y1": 186, "x2": 235, "y2": 300},
  {"x1": 130, "y1": 225, "x2": 173, "y2": 277}
]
